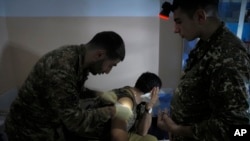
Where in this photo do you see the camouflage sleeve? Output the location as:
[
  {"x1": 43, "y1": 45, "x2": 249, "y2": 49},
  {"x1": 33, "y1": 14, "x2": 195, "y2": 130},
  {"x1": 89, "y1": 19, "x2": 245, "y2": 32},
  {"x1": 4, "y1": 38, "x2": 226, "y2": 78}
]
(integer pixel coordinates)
[
  {"x1": 47, "y1": 69, "x2": 111, "y2": 137},
  {"x1": 192, "y1": 65, "x2": 250, "y2": 140},
  {"x1": 80, "y1": 87, "x2": 101, "y2": 99}
]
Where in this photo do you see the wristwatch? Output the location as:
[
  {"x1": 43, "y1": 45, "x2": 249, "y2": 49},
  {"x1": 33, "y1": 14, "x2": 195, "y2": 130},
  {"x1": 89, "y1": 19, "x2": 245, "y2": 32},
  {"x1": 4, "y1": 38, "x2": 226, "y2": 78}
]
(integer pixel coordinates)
[{"x1": 145, "y1": 107, "x2": 152, "y2": 114}]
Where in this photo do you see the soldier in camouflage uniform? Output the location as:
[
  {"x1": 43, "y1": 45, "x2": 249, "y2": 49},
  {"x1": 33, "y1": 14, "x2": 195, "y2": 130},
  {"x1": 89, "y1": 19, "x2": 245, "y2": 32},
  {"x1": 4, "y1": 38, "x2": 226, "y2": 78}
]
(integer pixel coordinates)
[
  {"x1": 4, "y1": 31, "x2": 126, "y2": 141},
  {"x1": 157, "y1": 0, "x2": 250, "y2": 141}
]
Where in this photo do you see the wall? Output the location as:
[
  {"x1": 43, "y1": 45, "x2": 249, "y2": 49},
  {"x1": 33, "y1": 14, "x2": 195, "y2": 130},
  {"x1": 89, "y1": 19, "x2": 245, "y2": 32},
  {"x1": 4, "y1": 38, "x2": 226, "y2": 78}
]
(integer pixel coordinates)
[
  {"x1": 0, "y1": 0, "x2": 16, "y2": 94},
  {"x1": 5, "y1": 16, "x2": 160, "y2": 91},
  {"x1": 4, "y1": 0, "x2": 159, "y2": 17},
  {"x1": 0, "y1": 0, "x2": 173, "y2": 94},
  {"x1": 159, "y1": 19, "x2": 182, "y2": 88},
  {"x1": 0, "y1": 0, "x2": 183, "y2": 94}
]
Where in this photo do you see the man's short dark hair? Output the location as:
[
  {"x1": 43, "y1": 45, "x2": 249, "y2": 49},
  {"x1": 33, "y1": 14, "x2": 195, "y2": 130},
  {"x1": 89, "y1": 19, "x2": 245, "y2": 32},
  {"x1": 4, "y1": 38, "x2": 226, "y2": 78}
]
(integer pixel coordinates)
[
  {"x1": 172, "y1": 0, "x2": 219, "y2": 18},
  {"x1": 87, "y1": 31, "x2": 125, "y2": 61},
  {"x1": 135, "y1": 72, "x2": 162, "y2": 93}
]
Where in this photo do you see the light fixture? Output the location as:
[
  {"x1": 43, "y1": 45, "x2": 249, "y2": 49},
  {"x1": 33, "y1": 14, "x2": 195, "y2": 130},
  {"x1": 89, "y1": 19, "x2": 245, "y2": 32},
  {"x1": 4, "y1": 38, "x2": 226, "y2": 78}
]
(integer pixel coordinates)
[{"x1": 159, "y1": 1, "x2": 172, "y2": 20}]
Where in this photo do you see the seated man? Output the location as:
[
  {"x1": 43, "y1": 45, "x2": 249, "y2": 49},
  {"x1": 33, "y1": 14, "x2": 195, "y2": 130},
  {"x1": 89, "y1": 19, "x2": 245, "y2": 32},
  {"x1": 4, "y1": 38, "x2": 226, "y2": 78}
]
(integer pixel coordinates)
[
  {"x1": 69, "y1": 72, "x2": 162, "y2": 141},
  {"x1": 110, "y1": 72, "x2": 162, "y2": 141}
]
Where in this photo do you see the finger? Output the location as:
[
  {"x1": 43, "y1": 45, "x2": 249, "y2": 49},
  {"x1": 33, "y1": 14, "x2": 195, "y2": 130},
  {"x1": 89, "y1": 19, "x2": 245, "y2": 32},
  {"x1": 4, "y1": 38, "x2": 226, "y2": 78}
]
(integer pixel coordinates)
[
  {"x1": 155, "y1": 87, "x2": 160, "y2": 93},
  {"x1": 150, "y1": 88, "x2": 155, "y2": 96},
  {"x1": 152, "y1": 87, "x2": 159, "y2": 97},
  {"x1": 155, "y1": 86, "x2": 159, "y2": 92},
  {"x1": 156, "y1": 87, "x2": 160, "y2": 94},
  {"x1": 158, "y1": 108, "x2": 162, "y2": 114},
  {"x1": 151, "y1": 87, "x2": 159, "y2": 96},
  {"x1": 163, "y1": 108, "x2": 170, "y2": 117},
  {"x1": 164, "y1": 108, "x2": 168, "y2": 113},
  {"x1": 157, "y1": 110, "x2": 163, "y2": 121},
  {"x1": 157, "y1": 109, "x2": 164, "y2": 117}
]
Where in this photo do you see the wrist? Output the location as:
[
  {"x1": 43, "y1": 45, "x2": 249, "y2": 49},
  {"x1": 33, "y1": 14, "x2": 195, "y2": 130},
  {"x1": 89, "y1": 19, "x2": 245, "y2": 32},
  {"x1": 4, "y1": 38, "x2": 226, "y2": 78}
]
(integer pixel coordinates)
[
  {"x1": 145, "y1": 107, "x2": 152, "y2": 114},
  {"x1": 171, "y1": 124, "x2": 180, "y2": 134},
  {"x1": 171, "y1": 124, "x2": 193, "y2": 137},
  {"x1": 146, "y1": 102, "x2": 154, "y2": 110}
]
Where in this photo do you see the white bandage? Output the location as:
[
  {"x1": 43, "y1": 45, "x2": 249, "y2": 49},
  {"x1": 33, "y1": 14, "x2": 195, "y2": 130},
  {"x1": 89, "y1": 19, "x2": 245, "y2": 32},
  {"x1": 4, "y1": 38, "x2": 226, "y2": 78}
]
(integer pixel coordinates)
[
  {"x1": 115, "y1": 103, "x2": 133, "y2": 121},
  {"x1": 140, "y1": 92, "x2": 160, "y2": 107}
]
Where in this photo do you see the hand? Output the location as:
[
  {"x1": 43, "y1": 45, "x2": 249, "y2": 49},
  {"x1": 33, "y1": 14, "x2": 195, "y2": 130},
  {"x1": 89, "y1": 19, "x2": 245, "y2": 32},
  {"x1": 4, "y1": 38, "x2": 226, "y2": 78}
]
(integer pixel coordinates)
[
  {"x1": 157, "y1": 109, "x2": 167, "y2": 130},
  {"x1": 102, "y1": 106, "x2": 116, "y2": 118},
  {"x1": 148, "y1": 87, "x2": 159, "y2": 107},
  {"x1": 100, "y1": 91, "x2": 118, "y2": 104},
  {"x1": 157, "y1": 109, "x2": 178, "y2": 133}
]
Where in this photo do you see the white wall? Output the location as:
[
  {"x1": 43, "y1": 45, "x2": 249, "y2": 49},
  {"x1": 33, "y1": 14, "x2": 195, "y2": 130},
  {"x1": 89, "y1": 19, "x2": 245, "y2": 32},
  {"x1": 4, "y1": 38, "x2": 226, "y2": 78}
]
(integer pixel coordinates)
[
  {"x1": 5, "y1": 17, "x2": 159, "y2": 91},
  {"x1": 0, "y1": 0, "x2": 164, "y2": 94},
  {"x1": 159, "y1": 19, "x2": 182, "y2": 88},
  {"x1": 0, "y1": 0, "x2": 183, "y2": 94}
]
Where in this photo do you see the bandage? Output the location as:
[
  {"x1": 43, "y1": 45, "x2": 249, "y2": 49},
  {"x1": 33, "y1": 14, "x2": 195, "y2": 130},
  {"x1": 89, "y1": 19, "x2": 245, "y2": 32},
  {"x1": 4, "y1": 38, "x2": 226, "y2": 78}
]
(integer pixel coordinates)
[{"x1": 140, "y1": 92, "x2": 160, "y2": 107}]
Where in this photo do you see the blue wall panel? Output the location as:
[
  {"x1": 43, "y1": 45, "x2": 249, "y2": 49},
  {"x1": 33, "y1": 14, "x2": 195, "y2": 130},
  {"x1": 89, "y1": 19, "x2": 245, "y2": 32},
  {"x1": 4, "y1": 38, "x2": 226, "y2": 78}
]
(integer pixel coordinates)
[{"x1": 3, "y1": 0, "x2": 160, "y2": 17}]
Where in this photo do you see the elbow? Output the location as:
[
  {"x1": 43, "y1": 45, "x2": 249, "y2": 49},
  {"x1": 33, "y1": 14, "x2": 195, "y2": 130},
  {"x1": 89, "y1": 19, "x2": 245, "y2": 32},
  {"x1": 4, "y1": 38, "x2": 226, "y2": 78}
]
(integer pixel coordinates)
[
  {"x1": 136, "y1": 129, "x2": 148, "y2": 136},
  {"x1": 137, "y1": 132, "x2": 146, "y2": 136}
]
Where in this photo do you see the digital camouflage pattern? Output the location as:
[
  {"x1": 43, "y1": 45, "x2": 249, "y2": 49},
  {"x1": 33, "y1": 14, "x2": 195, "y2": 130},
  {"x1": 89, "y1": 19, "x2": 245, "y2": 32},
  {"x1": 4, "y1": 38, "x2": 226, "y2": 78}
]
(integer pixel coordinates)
[
  {"x1": 75, "y1": 86, "x2": 140, "y2": 141},
  {"x1": 170, "y1": 22, "x2": 250, "y2": 141},
  {"x1": 4, "y1": 45, "x2": 112, "y2": 141}
]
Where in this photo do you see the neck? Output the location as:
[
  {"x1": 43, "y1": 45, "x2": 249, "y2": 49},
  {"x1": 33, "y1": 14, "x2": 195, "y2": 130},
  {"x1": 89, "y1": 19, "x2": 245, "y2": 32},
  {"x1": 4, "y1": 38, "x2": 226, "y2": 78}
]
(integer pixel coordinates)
[
  {"x1": 82, "y1": 44, "x2": 94, "y2": 69},
  {"x1": 200, "y1": 18, "x2": 221, "y2": 41},
  {"x1": 130, "y1": 87, "x2": 143, "y2": 104},
  {"x1": 82, "y1": 52, "x2": 91, "y2": 69}
]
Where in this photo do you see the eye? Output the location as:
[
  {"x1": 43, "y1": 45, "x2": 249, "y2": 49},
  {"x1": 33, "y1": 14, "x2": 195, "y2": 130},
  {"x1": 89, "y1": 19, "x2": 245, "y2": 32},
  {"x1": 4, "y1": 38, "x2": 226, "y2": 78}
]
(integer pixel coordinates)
[
  {"x1": 175, "y1": 20, "x2": 182, "y2": 25},
  {"x1": 108, "y1": 64, "x2": 114, "y2": 69}
]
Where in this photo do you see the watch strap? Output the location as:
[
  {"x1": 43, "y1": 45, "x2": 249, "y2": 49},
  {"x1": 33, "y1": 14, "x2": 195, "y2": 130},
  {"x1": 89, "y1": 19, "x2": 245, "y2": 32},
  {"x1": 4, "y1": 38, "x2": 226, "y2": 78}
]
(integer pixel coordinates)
[{"x1": 145, "y1": 107, "x2": 152, "y2": 114}]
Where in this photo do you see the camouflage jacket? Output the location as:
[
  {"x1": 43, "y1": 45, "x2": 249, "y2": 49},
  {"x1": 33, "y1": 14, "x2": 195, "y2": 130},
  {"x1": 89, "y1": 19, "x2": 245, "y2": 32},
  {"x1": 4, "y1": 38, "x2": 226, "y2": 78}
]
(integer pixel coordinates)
[
  {"x1": 76, "y1": 86, "x2": 144, "y2": 141},
  {"x1": 171, "y1": 22, "x2": 250, "y2": 141},
  {"x1": 4, "y1": 45, "x2": 112, "y2": 141}
]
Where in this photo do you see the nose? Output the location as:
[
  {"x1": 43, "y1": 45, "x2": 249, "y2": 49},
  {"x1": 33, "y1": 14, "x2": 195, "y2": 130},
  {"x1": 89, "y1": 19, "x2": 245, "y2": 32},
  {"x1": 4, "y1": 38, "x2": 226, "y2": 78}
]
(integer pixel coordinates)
[
  {"x1": 104, "y1": 67, "x2": 112, "y2": 74},
  {"x1": 174, "y1": 24, "x2": 180, "y2": 33}
]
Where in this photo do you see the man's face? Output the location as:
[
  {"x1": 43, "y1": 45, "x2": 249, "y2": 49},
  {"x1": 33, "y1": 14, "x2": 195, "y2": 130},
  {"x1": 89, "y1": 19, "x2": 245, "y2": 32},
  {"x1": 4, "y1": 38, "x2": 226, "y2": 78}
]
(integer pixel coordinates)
[
  {"x1": 89, "y1": 57, "x2": 120, "y2": 75},
  {"x1": 173, "y1": 8, "x2": 199, "y2": 41}
]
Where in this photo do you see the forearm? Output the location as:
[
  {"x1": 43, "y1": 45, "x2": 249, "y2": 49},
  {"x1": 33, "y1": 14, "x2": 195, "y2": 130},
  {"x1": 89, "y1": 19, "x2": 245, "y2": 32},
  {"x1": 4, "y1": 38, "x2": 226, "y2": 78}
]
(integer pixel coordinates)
[
  {"x1": 80, "y1": 87, "x2": 101, "y2": 99},
  {"x1": 61, "y1": 105, "x2": 115, "y2": 135},
  {"x1": 111, "y1": 129, "x2": 128, "y2": 141},
  {"x1": 162, "y1": 114, "x2": 230, "y2": 140},
  {"x1": 136, "y1": 112, "x2": 152, "y2": 135},
  {"x1": 160, "y1": 122, "x2": 193, "y2": 138},
  {"x1": 111, "y1": 118, "x2": 129, "y2": 141},
  {"x1": 161, "y1": 114, "x2": 193, "y2": 137},
  {"x1": 172, "y1": 125, "x2": 193, "y2": 137},
  {"x1": 136, "y1": 102, "x2": 154, "y2": 135}
]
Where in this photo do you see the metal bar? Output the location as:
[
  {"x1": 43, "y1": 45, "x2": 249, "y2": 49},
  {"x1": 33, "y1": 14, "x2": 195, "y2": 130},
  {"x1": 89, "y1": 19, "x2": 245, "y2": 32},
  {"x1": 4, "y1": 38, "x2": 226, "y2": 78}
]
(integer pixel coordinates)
[{"x1": 236, "y1": 0, "x2": 248, "y2": 39}]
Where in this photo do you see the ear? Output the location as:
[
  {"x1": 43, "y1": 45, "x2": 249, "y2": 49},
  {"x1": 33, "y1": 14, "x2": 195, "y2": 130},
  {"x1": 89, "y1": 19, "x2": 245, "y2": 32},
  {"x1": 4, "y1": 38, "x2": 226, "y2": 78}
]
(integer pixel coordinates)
[
  {"x1": 195, "y1": 9, "x2": 207, "y2": 23},
  {"x1": 94, "y1": 49, "x2": 106, "y2": 60}
]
